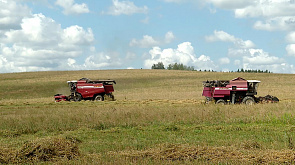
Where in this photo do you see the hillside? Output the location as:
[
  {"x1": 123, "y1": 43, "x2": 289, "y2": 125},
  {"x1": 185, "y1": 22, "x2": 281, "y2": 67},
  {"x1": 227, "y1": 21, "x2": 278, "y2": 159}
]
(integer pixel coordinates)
[
  {"x1": 1, "y1": 70, "x2": 295, "y2": 164},
  {"x1": 0, "y1": 69, "x2": 292, "y2": 101}
]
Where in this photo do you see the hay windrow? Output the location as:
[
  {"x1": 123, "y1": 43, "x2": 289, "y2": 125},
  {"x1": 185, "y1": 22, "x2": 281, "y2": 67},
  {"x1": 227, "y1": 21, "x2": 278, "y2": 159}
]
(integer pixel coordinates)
[
  {"x1": 17, "y1": 137, "x2": 81, "y2": 163},
  {"x1": 0, "y1": 137, "x2": 81, "y2": 164},
  {"x1": 112, "y1": 144, "x2": 295, "y2": 164},
  {"x1": 0, "y1": 147, "x2": 17, "y2": 164}
]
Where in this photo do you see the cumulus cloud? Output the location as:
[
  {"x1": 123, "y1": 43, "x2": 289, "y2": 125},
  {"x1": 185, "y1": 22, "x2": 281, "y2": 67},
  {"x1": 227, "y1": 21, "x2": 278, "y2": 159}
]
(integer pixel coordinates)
[
  {"x1": 104, "y1": 0, "x2": 148, "y2": 16},
  {"x1": 228, "y1": 48, "x2": 293, "y2": 73},
  {"x1": 233, "y1": 0, "x2": 295, "y2": 18},
  {"x1": 3, "y1": 13, "x2": 93, "y2": 56},
  {"x1": 0, "y1": 0, "x2": 30, "y2": 30},
  {"x1": 208, "y1": 0, "x2": 295, "y2": 32},
  {"x1": 55, "y1": 0, "x2": 90, "y2": 15},
  {"x1": 253, "y1": 17, "x2": 295, "y2": 31},
  {"x1": 218, "y1": 57, "x2": 230, "y2": 65},
  {"x1": 63, "y1": 52, "x2": 122, "y2": 70},
  {"x1": 163, "y1": 0, "x2": 187, "y2": 3},
  {"x1": 286, "y1": 31, "x2": 295, "y2": 43},
  {"x1": 286, "y1": 31, "x2": 295, "y2": 56},
  {"x1": 243, "y1": 49, "x2": 283, "y2": 65},
  {"x1": 207, "y1": 0, "x2": 253, "y2": 10},
  {"x1": 286, "y1": 44, "x2": 295, "y2": 56},
  {"x1": 0, "y1": 1, "x2": 122, "y2": 73},
  {"x1": 165, "y1": 31, "x2": 175, "y2": 43},
  {"x1": 144, "y1": 42, "x2": 217, "y2": 70},
  {"x1": 130, "y1": 35, "x2": 159, "y2": 48},
  {"x1": 206, "y1": 30, "x2": 294, "y2": 73},
  {"x1": 205, "y1": 30, "x2": 255, "y2": 48},
  {"x1": 130, "y1": 31, "x2": 175, "y2": 48}
]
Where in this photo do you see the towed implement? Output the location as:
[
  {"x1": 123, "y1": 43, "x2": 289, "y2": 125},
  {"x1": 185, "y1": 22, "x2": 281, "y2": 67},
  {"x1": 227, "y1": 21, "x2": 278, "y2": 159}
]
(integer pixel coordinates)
[
  {"x1": 202, "y1": 77, "x2": 279, "y2": 105},
  {"x1": 54, "y1": 78, "x2": 116, "y2": 102}
]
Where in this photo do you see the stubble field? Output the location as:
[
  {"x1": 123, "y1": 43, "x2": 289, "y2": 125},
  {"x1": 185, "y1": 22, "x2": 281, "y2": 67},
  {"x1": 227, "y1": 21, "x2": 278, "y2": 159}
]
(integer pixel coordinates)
[{"x1": 1, "y1": 69, "x2": 295, "y2": 164}]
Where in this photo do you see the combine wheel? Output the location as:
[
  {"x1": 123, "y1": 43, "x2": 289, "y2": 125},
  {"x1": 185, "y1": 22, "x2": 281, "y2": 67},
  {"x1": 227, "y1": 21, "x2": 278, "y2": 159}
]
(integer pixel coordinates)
[
  {"x1": 216, "y1": 99, "x2": 226, "y2": 105},
  {"x1": 242, "y1": 96, "x2": 255, "y2": 105},
  {"x1": 73, "y1": 94, "x2": 82, "y2": 102},
  {"x1": 94, "y1": 95, "x2": 104, "y2": 101}
]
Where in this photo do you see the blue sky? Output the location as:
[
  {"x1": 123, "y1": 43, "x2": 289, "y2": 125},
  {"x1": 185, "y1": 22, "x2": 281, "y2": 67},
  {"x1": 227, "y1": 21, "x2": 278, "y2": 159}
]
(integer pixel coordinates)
[{"x1": 1, "y1": 0, "x2": 295, "y2": 73}]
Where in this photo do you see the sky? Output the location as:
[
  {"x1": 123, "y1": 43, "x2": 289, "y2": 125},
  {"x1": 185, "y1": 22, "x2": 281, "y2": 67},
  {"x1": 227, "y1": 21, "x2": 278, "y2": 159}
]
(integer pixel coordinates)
[{"x1": 1, "y1": 0, "x2": 295, "y2": 73}]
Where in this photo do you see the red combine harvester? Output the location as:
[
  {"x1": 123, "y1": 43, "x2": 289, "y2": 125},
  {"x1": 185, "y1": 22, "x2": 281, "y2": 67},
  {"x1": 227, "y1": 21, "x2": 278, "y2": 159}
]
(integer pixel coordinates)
[
  {"x1": 202, "y1": 77, "x2": 279, "y2": 105},
  {"x1": 54, "y1": 78, "x2": 116, "y2": 102}
]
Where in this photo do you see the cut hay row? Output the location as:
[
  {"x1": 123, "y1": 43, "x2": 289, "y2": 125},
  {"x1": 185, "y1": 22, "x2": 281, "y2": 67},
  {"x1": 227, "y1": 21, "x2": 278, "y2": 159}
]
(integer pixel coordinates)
[
  {"x1": 114, "y1": 143, "x2": 295, "y2": 164},
  {"x1": 1, "y1": 70, "x2": 295, "y2": 164},
  {"x1": 0, "y1": 137, "x2": 81, "y2": 164}
]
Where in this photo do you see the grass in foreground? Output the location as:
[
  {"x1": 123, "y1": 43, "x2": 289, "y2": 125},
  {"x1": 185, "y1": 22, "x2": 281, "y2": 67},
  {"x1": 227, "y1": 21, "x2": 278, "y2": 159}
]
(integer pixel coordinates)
[
  {"x1": 1, "y1": 99, "x2": 295, "y2": 164},
  {"x1": 1, "y1": 69, "x2": 295, "y2": 164}
]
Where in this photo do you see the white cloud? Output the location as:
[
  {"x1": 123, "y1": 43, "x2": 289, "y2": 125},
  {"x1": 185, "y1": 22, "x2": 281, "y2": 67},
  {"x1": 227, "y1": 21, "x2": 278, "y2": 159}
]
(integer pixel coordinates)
[
  {"x1": 205, "y1": 30, "x2": 255, "y2": 48},
  {"x1": 286, "y1": 44, "x2": 295, "y2": 56},
  {"x1": 165, "y1": 31, "x2": 175, "y2": 43},
  {"x1": 83, "y1": 52, "x2": 121, "y2": 68},
  {"x1": 163, "y1": 0, "x2": 186, "y2": 3},
  {"x1": 0, "y1": 0, "x2": 127, "y2": 73},
  {"x1": 144, "y1": 42, "x2": 217, "y2": 70},
  {"x1": 233, "y1": 1, "x2": 295, "y2": 18},
  {"x1": 286, "y1": 31, "x2": 295, "y2": 43},
  {"x1": 243, "y1": 49, "x2": 283, "y2": 65},
  {"x1": 141, "y1": 16, "x2": 149, "y2": 24},
  {"x1": 208, "y1": 0, "x2": 295, "y2": 32},
  {"x1": 0, "y1": 0, "x2": 30, "y2": 30},
  {"x1": 207, "y1": 0, "x2": 253, "y2": 10},
  {"x1": 253, "y1": 17, "x2": 295, "y2": 31},
  {"x1": 55, "y1": 0, "x2": 89, "y2": 15},
  {"x1": 61, "y1": 25, "x2": 94, "y2": 48},
  {"x1": 238, "y1": 48, "x2": 291, "y2": 73},
  {"x1": 60, "y1": 52, "x2": 122, "y2": 70},
  {"x1": 205, "y1": 30, "x2": 294, "y2": 73},
  {"x1": 130, "y1": 35, "x2": 159, "y2": 48},
  {"x1": 125, "y1": 52, "x2": 137, "y2": 60},
  {"x1": 234, "y1": 59, "x2": 241, "y2": 66},
  {"x1": 130, "y1": 32, "x2": 175, "y2": 48},
  {"x1": 0, "y1": 10, "x2": 123, "y2": 72},
  {"x1": 218, "y1": 57, "x2": 230, "y2": 65},
  {"x1": 104, "y1": 0, "x2": 148, "y2": 16}
]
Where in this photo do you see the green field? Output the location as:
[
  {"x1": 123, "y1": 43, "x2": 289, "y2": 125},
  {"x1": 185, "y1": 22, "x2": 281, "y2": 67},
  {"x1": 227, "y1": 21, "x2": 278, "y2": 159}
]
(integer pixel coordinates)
[{"x1": 1, "y1": 69, "x2": 295, "y2": 164}]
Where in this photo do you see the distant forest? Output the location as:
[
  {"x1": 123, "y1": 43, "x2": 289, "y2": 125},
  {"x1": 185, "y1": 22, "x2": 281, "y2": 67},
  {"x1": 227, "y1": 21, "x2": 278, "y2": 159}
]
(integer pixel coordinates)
[{"x1": 151, "y1": 62, "x2": 272, "y2": 73}]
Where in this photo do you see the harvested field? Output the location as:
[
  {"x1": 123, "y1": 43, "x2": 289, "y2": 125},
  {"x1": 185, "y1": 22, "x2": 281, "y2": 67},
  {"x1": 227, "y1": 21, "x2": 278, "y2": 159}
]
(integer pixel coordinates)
[
  {"x1": 0, "y1": 137, "x2": 81, "y2": 164},
  {"x1": 1, "y1": 69, "x2": 295, "y2": 164},
  {"x1": 114, "y1": 144, "x2": 295, "y2": 164}
]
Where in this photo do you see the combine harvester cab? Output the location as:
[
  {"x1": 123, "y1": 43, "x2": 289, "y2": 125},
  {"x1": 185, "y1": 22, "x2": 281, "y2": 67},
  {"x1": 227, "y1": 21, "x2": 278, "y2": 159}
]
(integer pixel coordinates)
[
  {"x1": 202, "y1": 77, "x2": 279, "y2": 105},
  {"x1": 54, "y1": 78, "x2": 116, "y2": 102}
]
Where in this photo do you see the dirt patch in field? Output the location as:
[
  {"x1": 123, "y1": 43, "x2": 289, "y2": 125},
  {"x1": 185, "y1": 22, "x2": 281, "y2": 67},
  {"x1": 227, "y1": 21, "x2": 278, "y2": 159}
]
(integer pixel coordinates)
[
  {"x1": 0, "y1": 137, "x2": 81, "y2": 164},
  {"x1": 113, "y1": 144, "x2": 295, "y2": 164}
]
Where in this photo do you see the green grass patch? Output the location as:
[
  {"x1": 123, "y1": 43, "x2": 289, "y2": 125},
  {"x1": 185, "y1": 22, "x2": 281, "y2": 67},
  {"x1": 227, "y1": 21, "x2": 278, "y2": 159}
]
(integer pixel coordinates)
[{"x1": 1, "y1": 69, "x2": 295, "y2": 164}]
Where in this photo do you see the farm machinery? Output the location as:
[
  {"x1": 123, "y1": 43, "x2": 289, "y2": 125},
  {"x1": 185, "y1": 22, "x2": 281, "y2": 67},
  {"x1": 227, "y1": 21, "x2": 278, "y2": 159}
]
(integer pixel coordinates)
[
  {"x1": 202, "y1": 77, "x2": 279, "y2": 105},
  {"x1": 54, "y1": 78, "x2": 116, "y2": 102}
]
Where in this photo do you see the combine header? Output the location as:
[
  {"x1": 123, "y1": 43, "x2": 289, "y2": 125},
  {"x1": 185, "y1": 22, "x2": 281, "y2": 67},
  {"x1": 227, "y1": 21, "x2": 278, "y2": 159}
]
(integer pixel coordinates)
[
  {"x1": 202, "y1": 77, "x2": 279, "y2": 105},
  {"x1": 54, "y1": 78, "x2": 116, "y2": 102}
]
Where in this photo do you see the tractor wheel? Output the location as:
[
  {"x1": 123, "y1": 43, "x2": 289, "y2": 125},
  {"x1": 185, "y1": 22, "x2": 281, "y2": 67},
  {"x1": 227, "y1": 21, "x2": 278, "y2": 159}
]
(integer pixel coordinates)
[
  {"x1": 216, "y1": 99, "x2": 226, "y2": 105},
  {"x1": 242, "y1": 96, "x2": 255, "y2": 105},
  {"x1": 74, "y1": 94, "x2": 82, "y2": 102},
  {"x1": 94, "y1": 95, "x2": 104, "y2": 101}
]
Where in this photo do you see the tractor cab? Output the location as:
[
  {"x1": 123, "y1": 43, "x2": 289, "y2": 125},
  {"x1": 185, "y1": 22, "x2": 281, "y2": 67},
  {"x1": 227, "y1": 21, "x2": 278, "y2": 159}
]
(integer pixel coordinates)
[
  {"x1": 67, "y1": 80, "x2": 78, "y2": 93},
  {"x1": 247, "y1": 80, "x2": 260, "y2": 95}
]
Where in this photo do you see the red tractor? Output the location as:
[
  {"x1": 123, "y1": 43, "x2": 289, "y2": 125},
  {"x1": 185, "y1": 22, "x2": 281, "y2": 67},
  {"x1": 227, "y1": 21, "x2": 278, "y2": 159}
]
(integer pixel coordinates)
[
  {"x1": 54, "y1": 78, "x2": 116, "y2": 102},
  {"x1": 202, "y1": 77, "x2": 279, "y2": 104}
]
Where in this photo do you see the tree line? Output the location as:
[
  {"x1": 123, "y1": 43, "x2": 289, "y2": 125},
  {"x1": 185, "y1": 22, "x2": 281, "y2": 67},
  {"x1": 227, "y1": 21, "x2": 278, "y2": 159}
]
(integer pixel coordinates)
[
  {"x1": 151, "y1": 62, "x2": 272, "y2": 73},
  {"x1": 151, "y1": 62, "x2": 194, "y2": 71},
  {"x1": 237, "y1": 68, "x2": 271, "y2": 73}
]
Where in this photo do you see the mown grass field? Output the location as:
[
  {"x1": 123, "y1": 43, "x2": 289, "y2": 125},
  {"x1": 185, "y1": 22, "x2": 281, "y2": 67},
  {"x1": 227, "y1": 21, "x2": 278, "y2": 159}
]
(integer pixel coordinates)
[{"x1": 1, "y1": 69, "x2": 295, "y2": 164}]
